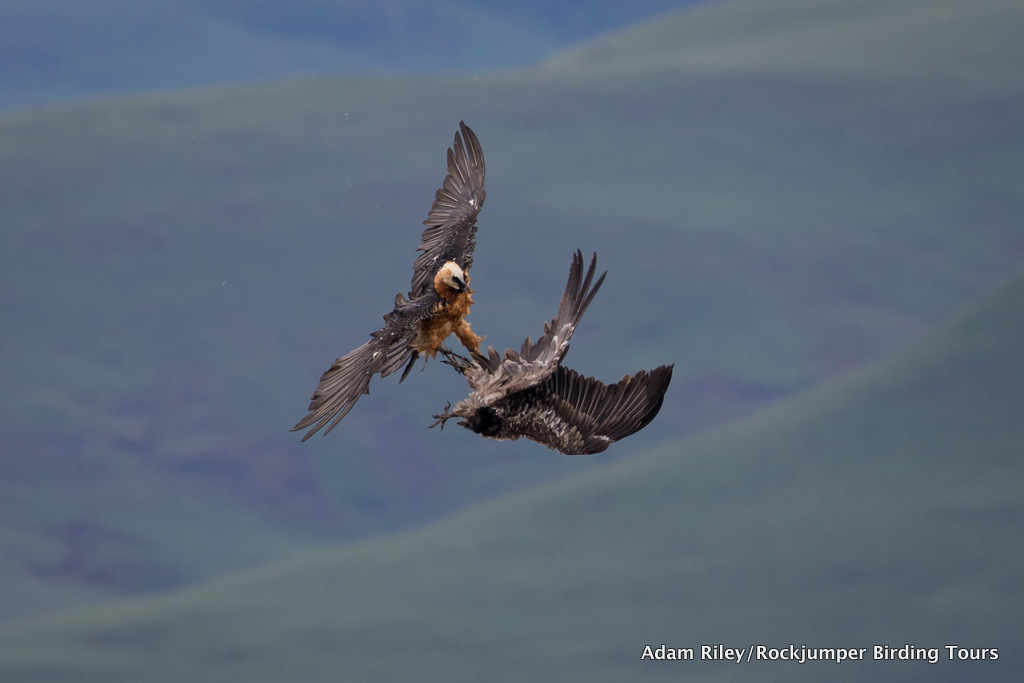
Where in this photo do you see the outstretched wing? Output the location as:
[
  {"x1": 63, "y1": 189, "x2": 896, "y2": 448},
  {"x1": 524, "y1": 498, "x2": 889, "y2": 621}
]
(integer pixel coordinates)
[
  {"x1": 468, "y1": 250, "x2": 605, "y2": 401},
  {"x1": 520, "y1": 364, "x2": 674, "y2": 454},
  {"x1": 411, "y1": 121, "x2": 486, "y2": 299},
  {"x1": 291, "y1": 294, "x2": 436, "y2": 441}
]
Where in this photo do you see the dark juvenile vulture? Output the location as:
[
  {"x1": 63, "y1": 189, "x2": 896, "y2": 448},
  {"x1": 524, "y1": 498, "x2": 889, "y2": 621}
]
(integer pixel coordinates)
[
  {"x1": 292, "y1": 121, "x2": 486, "y2": 440},
  {"x1": 432, "y1": 251, "x2": 673, "y2": 455}
]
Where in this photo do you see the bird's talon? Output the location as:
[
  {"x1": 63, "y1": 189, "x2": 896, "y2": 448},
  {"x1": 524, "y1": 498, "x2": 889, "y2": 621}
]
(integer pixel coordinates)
[{"x1": 429, "y1": 402, "x2": 453, "y2": 429}]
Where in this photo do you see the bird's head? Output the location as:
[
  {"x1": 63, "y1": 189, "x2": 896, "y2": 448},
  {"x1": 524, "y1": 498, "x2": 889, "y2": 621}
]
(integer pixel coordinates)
[
  {"x1": 435, "y1": 261, "x2": 470, "y2": 297},
  {"x1": 462, "y1": 406, "x2": 502, "y2": 437}
]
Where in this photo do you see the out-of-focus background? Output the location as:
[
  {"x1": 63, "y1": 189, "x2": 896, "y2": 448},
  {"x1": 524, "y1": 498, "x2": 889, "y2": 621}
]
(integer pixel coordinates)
[{"x1": 0, "y1": 0, "x2": 1021, "y2": 680}]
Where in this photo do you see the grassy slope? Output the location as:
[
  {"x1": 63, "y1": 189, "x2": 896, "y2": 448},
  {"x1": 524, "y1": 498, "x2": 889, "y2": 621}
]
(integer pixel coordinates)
[
  {"x1": 0, "y1": 259, "x2": 1020, "y2": 682},
  {"x1": 0, "y1": 0, "x2": 700, "y2": 111},
  {"x1": 0, "y1": 0, "x2": 547, "y2": 109},
  {"x1": 544, "y1": 0, "x2": 1024, "y2": 84},
  {"x1": 1, "y1": 0, "x2": 1022, "y2": 623}
]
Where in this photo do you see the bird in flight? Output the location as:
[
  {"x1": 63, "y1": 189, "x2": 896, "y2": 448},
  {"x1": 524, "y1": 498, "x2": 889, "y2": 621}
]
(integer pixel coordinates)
[
  {"x1": 432, "y1": 251, "x2": 673, "y2": 455},
  {"x1": 292, "y1": 121, "x2": 487, "y2": 440}
]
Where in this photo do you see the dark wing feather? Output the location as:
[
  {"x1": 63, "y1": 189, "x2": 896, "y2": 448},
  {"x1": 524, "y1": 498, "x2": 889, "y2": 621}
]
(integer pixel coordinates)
[
  {"x1": 470, "y1": 250, "x2": 606, "y2": 398},
  {"x1": 291, "y1": 293, "x2": 437, "y2": 440},
  {"x1": 486, "y1": 365, "x2": 673, "y2": 455},
  {"x1": 537, "y1": 365, "x2": 674, "y2": 454},
  {"x1": 518, "y1": 249, "x2": 605, "y2": 369},
  {"x1": 411, "y1": 121, "x2": 486, "y2": 298}
]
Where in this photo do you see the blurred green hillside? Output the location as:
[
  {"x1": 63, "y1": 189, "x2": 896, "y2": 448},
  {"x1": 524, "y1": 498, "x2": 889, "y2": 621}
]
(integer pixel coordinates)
[
  {"x1": 0, "y1": 227, "x2": 1020, "y2": 682},
  {"x1": 1, "y1": 0, "x2": 1022, "y2": 627},
  {"x1": 0, "y1": 0, "x2": 702, "y2": 110},
  {"x1": 546, "y1": 0, "x2": 1024, "y2": 84}
]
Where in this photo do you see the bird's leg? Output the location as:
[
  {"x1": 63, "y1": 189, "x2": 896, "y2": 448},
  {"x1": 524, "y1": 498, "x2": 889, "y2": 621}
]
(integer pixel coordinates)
[
  {"x1": 438, "y1": 345, "x2": 473, "y2": 374},
  {"x1": 429, "y1": 402, "x2": 454, "y2": 430}
]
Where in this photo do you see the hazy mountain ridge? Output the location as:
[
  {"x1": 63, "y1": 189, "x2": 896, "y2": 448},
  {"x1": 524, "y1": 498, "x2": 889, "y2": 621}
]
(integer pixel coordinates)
[
  {"x1": 0, "y1": 0, "x2": 706, "y2": 111},
  {"x1": 543, "y1": 0, "x2": 1024, "y2": 86}
]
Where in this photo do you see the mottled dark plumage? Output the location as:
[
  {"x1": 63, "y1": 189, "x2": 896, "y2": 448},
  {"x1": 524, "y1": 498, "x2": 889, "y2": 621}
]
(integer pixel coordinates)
[
  {"x1": 433, "y1": 251, "x2": 673, "y2": 455},
  {"x1": 292, "y1": 122, "x2": 486, "y2": 440}
]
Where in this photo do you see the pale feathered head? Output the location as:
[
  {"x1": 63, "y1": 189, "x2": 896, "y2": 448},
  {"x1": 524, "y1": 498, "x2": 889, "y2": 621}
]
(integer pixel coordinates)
[{"x1": 435, "y1": 261, "x2": 468, "y2": 294}]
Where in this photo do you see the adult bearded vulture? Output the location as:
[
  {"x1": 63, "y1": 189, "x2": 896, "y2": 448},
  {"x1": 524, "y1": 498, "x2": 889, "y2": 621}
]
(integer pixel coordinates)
[{"x1": 292, "y1": 121, "x2": 486, "y2": 440}]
